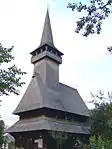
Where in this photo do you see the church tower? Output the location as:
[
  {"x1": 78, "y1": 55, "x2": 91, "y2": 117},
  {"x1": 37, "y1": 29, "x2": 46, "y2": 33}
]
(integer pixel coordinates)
[
  {"x1": 31, "y1": 9, "x2": 63, "y2": 89},
  {"x1": 7, "y1": 10, "x2": 90, "y2": 149}
]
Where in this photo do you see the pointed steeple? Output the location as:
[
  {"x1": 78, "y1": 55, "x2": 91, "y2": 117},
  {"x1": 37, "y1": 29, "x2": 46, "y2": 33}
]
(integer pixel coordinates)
[
  {"x1": 30, "y1": 9, "x2": 63, "y2": 65},
  {"x1": 40, "y1": 9, "x2": 54, "y2": 46}
]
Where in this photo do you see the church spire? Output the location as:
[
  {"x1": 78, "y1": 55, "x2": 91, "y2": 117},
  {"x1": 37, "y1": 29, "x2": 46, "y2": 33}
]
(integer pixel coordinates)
[
  {"x1": 30, "y1": 9, "x2": 63, "y2": 65},
  {"x1": 40, "y1": 9, "x2": 54, "y2": 46}
]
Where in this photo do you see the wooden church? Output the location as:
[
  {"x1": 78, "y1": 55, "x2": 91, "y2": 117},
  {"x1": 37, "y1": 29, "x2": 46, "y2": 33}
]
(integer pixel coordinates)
[{"x1": 7, "y1": 10, "x2": 90, "y2": 149}]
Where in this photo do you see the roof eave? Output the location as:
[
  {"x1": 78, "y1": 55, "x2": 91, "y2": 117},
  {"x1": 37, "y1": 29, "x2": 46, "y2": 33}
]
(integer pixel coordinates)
[{"x1": 30, "y1": 43, "x2": 64, "y2": 56}]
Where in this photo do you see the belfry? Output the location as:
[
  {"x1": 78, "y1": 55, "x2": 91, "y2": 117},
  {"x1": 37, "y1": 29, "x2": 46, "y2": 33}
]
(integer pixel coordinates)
[{"x1": 7, "y1": 10, "x2": 90, "y2": 149}]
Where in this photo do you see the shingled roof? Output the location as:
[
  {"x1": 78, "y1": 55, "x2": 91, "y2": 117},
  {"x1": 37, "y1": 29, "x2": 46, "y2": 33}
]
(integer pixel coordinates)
[
  {"x1": 7, "y1": 116, "x2": 90, "y2": 134},
  {"x1": 13, "y1": 73, "x2": 89, "y2": 117}
]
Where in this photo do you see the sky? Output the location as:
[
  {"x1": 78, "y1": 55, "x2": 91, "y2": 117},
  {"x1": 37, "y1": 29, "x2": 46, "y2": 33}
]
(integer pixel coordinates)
[{"x1": 0, "y1": 0, "x2": 112, "y2": 126}]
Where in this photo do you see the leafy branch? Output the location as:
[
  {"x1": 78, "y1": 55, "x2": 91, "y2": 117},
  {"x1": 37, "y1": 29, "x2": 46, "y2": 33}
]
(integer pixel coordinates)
[
  {"x1": 0, "y1": 43, "x2": 26, "y2": 96},
  {"x1": 67, "y1": 0, "x2": 112, "y2": 52}
]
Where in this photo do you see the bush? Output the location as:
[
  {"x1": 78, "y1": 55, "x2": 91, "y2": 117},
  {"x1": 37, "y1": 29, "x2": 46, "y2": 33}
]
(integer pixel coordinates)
[{"x1": 83, "y1": 136, "x2": 112, "y2": 149}]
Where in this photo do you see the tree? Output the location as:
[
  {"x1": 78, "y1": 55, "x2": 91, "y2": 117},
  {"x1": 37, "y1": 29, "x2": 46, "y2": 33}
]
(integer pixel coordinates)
[
  {"x1": 67, "y1": 0, "x2": 112, "y2": 52},
  {"x1": 0, "y1": 43, "x2": 26, "y2": 147},
  {"x1": 90, "y1": 103, "x2": 112, "y2": 138},
  {"x1": 0, "y1": 43, "x2": 26, "y2": 96},
  {"x1": 89, "y1": 91, "x2": 112, "y2": 139},
  {"x1": 83, "y1": 136, "x2": 112, "y2": 149},
  {"x1": 8, "y1": 141, "x2": 15, "y2": 149},
  {"x1": 0, "y1": 120, "x2": 5, "y2": 148}
]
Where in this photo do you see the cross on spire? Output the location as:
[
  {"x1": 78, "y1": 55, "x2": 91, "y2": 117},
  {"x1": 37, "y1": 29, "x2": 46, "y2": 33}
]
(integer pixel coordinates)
[{"x1": 47, "y1": 4, "x2": 50, "y2": 10}]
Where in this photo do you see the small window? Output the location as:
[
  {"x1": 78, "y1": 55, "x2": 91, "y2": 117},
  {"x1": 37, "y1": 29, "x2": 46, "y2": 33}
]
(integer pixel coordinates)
[
  {"x1": 42, "y1": 46, "x2": 46, "y2": 52},
  {"x1": 33, "y1": 52, "x2": 36, "y2": 56},
  {"x1": 37, "y1": 49, "x2": 41, "y2": 54}
]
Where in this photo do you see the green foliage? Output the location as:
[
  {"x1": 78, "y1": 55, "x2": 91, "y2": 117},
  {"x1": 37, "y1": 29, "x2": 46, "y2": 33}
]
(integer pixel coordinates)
[
  {"x1": 67, "y1": 0, "x2": 112, "y2": 52},
  {"x1": 90, "y1": 91, "x2": 112, "y2": 108},
  {"x1": 83, "y1": 144, "x2": 87, "y2": 149},
  {"x1": 0, "y1": 120, "x2": 5, "y2": 148},
  {"x1": 0, "y1": 43, "x2": 26, "y2": 96},
  {"x1": 68, "y1": 0, "x2": 112, "y2": 37},
  {"x1": 48, "y1": 131, "x2": 68, "y2": 149},
  {"x1": 8, "y1": 141, "x2": 15, "y2": 149},
  {"x1": 84, "y1": 136, "x2": 112, "y2": 149},
  {"x1": 89, "y1": 91, "x2": 112, "y2": 139},
  {"x1": 0, "y1": 43, "x2": 26, "y2": 147}
]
